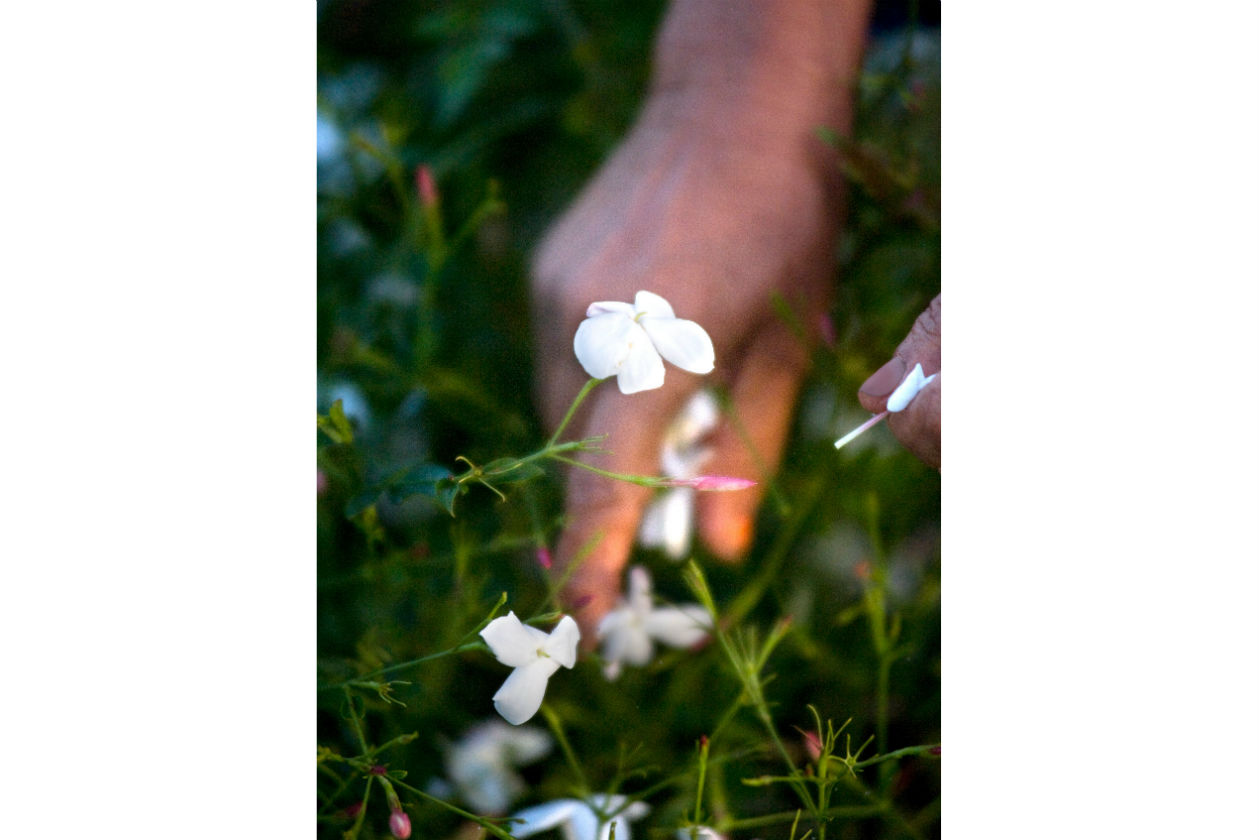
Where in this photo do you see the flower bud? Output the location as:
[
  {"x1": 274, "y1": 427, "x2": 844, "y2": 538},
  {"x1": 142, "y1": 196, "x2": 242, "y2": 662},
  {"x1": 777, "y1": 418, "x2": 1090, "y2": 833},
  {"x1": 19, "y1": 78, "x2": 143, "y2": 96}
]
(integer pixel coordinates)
[
  {"x1": 665, "y1": 475, "x2": 756, "y2": 492},
  {"x1": 389, "y1": 810, "x2": 411, "y2": 839},
  {"x1": 536, "y1": 546, "x2": 553, "y2": 570},
  {"x1": 415, "y1": 165, "x2": 439, "y2": 208}
]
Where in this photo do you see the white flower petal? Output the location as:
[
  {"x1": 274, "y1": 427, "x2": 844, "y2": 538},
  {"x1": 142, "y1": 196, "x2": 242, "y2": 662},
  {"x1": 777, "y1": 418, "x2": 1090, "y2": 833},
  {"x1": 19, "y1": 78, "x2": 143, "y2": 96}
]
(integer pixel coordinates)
[
  {"x1": 492, "y1": 661, "x2": 558, "y2": 725},
  {"x1": 619, "y1": 625, "x2": 655, "y2": 666},
  {"x1": 633, "y1": 290, "x2": 676, "y2": 319},
  {"x1": 655, "y1": 486, "x2": 695, "y2": 559},
  {"x1": 543, "y1": 615, "x2": 581, "y2": 669},
  {"x1": 627, "y1": 566, "x2": 653, "y2": 613},
  {"x1": 644, "y1": 604, "x2": 711, "y2": 649},
  {"x1": 637, "y1": 494, "x2": 670, "y2": 550},
  {"x1": 574, "y1": 312, "x2": 636, "y2": 379},
  {"x1": 569, "y1": 804, "x2": 602, "y2": 840},
  {"x1": 590, "y1": 795, "x2": 649, "y2": 840},
  {"x1": 500, "y1": 725, "x2": 553, "y2": 764},
  {"x1": 586, "y1": 300, "x2": 635, "y2": 317},
  {"x1": 640, "y1": 317, "x2": 715, "y2": 375},
  {"x1": 615, "y1": 328, "x2": 667, "y2": 393},
  {"x1": 510, "y1": 799, "x2": 582, "y2": 838},
  {"x1": 885, "y1": 363, "x2": 937, "y2": 413},
  {"x1": 481, "y1": 612, "x2": 551, "y2": 668}
]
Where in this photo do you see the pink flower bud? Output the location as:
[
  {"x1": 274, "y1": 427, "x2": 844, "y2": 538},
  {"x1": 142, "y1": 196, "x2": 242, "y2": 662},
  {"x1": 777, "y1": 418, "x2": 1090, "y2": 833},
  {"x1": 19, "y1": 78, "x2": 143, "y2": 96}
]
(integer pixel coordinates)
[
  {"x1": 389, "y1": 810, "x2": 411, "y2": 839},
  {"x1": 803, "y1": 730, "x2": 823, "y2": 761},
  {"x1": 818, "y1": 313, "x2": 836, "y2": 348},
  {"x1": 666, "y1": 476, "x2": 757, "y2": 492},
  {"x1": 415, "y1": 165, "x2": 439, "y2": 208},
  {"x1": 536, "y1": 546, "x2": 553, "y2": 570}
]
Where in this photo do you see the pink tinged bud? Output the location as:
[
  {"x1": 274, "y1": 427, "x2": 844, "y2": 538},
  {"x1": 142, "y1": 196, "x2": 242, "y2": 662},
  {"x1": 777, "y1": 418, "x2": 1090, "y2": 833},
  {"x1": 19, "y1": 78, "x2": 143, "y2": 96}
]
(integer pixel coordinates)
[
  {"x1": 416, "y1": 165, "x2": 439, "y2": 208},
  {"x1": 930, "y1": 745, "x2": 942, "y2": 756},
  {"x1": 818, "y1": 313, "x2": 837, "y2": 348},
  {"x1": 389, "y1": 810, "x2": 412, "y2": 839},
  {"x1": 803, "y1": 730, "x2": 823, "y2": 761},
  {"x1": 536, "y1": 546, "x2": 553, "y2": 570},
  {"x1": 667, "y1": 475, "x2": 757, "y2": 491},
  {"x1": 317, "y1": 469, "x2": 328, "y2": 497}
]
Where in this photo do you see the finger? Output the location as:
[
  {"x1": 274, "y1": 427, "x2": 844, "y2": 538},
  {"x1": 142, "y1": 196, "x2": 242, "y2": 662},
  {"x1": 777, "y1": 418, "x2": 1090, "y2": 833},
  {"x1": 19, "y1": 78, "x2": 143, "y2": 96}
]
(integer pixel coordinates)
[
  {"x1": 695, "y1": 319, "x2": 811, "y2": 560},
  {"x1": 886, "y1": 373, "x2": 940, "y2": 469},
  {"x1": 857, "y1": 294, "x2": 941, "y2": 414},
  {"x1": 856, "y1": 295, "x2": 941, "y2": 468},
  {"x1": 552, "y1": 378, "x2": 694, "y2": 642}
]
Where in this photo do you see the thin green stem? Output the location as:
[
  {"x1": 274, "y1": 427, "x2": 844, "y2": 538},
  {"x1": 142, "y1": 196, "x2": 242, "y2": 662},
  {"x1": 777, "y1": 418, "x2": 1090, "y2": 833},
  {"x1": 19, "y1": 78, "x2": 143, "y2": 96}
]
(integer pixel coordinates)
[
  {"x1": 541, "y1": 703, "x2": 590, "y2": 796},
  {"x1": 546, "y1": 453, "x2": 669, "y2": 487},
  {"x1": 723, "y1": 806, "x2": 883, "y2": 831},
  {"x1": 548, "y1": 377, "x2": 603, "y2": 447},
  {"x1": 692, "y1": 736, "x2": 711, "y2": 825},
  {"x1": 852, "y1": 743, "x2": 940, "y2": 770},
  {"x1": 390, "y1": 777, "x2": 517, "y2": 840},
  {"x1": 321, "y1": 641, "x2": 486, "y2": 691},
  {"x1": 343, "y1": 687, "x2": 370, "y2": 753}
]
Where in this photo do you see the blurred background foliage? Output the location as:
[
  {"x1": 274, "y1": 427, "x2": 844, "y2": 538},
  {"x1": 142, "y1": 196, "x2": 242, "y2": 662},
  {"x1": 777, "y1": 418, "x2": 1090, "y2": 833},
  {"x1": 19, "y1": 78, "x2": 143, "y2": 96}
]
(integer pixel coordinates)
[{"x1": 318, "y1": 1, "x2": 940, "y2": 837}]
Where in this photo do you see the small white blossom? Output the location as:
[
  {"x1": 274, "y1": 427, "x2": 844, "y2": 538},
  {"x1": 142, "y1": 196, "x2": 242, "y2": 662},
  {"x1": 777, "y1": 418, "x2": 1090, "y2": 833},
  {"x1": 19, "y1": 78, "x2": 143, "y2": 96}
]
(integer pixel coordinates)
[
  {"x1": 676, "y1": 828, "x2": 728, "y2": 840},
  {"x1": 445, "y1": 720, "x2": 553, "y2": 815},
  {"x1": 480, "y1": 611, "x2": 580, "y2": 725},
  {"x1": 885, "y1": 362, "x2": 937, "y2": 413},
  {"x1": 510, "y1": 794, "x2": 650, "y2": 840},
  {"x1": 574, "y1": 290, "x2": 715, "y2": 394},
  {"x1": 598, "y1": 566, "x2": 712, "y2": 680},
  {"x1": 639, "y1": 390, "x2": 720, "y2": 559}
]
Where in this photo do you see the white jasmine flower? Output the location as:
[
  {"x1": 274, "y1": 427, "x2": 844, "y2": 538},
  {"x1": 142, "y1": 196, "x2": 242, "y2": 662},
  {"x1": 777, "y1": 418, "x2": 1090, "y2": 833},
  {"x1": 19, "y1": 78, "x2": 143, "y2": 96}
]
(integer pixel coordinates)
[
  {"x1": 597, "y1": 566, "x2": 712, "y2": 681},
  {"x1": 639, "y1": 390, "x2": 720, "y2": 559},
  {"x1": 676, "y1": 828, "x2": 728, "y2": 840},
  {"x1": 885, "y1": 362, "x2": 937, "y2": 413},
  {"x1": 510, "y1": 794, "x2": 650, "y2": 840},
  {"x1": 480, "y1": 611, "x2": 580, "y2": 725},
  {"x1": 574, "y1": 290, "x2": 715, "y2": 394},
  {"x1": 445, "y1": 720, "x2": 553, "y2": 815}
]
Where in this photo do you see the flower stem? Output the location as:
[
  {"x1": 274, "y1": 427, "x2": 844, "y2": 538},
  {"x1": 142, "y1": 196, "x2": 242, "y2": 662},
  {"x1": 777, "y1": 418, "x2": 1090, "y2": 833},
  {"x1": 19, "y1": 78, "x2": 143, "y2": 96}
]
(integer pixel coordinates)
[
  {"x1": 545, "y1": 453, "x2": 670, "y2": 487},
  {"x1": 548, "y1": 377, "x2": 602, "y2": 448},
  {"x1": 541, "y1": 702, "x2": 590, "y2": 797}
]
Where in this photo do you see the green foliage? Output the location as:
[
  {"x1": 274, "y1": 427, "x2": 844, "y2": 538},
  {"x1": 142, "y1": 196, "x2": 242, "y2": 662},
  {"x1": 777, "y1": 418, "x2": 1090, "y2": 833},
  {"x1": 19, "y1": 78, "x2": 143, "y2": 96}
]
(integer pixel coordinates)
[{"x1": 318, "y1": 3, "x2": 939, "y2": 838}]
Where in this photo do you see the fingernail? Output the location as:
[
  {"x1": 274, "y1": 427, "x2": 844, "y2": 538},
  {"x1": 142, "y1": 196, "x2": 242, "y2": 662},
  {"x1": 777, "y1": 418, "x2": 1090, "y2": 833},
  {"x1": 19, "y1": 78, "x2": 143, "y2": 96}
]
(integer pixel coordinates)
[{"x1": 859, "y1": 357, "x2": 906, "y2": 397}]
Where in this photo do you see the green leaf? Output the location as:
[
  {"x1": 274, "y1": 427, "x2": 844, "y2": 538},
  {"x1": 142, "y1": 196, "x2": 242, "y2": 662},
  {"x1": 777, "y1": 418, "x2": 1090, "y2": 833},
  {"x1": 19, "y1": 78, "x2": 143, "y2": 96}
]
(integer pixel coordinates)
[
  {"x1": 435, "y1": 477, "x2": 466, "y2": 516},
  {"x1": 317, "y1": 399, "x2": 355, "y2": 444},
  {"x1": 386, "y1": 462, "x2": 453, "y2": 503}
]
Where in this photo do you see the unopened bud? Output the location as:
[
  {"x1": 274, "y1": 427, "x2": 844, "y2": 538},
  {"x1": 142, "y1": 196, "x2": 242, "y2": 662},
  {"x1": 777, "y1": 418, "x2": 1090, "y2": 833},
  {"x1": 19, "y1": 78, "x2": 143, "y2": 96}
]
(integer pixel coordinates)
[
  {"x1": 415, "y1": 165, "x2": 439, "y2": 208},
  {"x1": 667, "y1": 475, "x2": 757, "y2": 492},
  {"x1": 803, "y1": 730, "x2": 823, "y2": 761},
  {"x1": 536, "y1": 546, "x2": 553, "y2": 570},
  {"x1": 818, "y1": 313, "x2": 837, "y2": 348},
  {"x1": 389, "y1": 810, "x2": 411, "y2": 839}
]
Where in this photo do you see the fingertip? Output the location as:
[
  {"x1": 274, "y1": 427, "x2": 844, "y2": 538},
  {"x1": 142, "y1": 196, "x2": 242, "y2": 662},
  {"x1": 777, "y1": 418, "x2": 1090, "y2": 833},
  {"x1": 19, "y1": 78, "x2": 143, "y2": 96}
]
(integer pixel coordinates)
[{"x1": 886, "y1": 373, "x2": 941, "y2": 470}]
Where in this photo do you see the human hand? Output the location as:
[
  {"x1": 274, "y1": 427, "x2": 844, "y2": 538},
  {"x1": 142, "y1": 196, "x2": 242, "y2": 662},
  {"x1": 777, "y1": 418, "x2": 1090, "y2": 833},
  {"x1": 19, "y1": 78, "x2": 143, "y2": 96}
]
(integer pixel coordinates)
[
  {"x1": 856, "y1": 294, "x2": 941, "y2": 469},
  {"x1": 531, "y1": 99, "x2": 844, "y2": 638}
]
